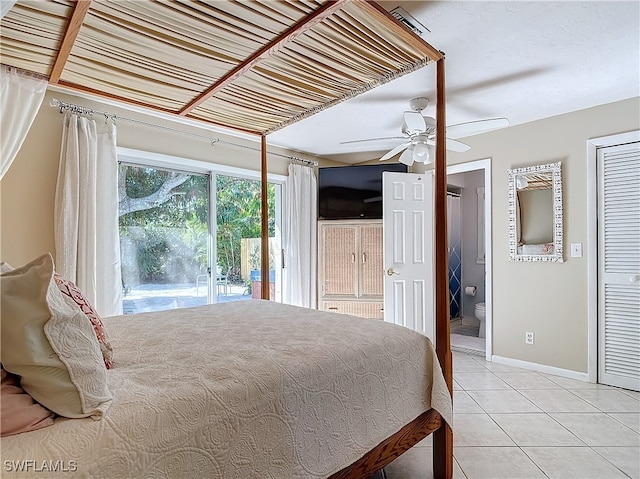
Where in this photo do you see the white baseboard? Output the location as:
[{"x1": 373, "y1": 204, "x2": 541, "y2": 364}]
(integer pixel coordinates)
[{"x1": 491, "y1": 355, "x2": 590, "y2": 382}]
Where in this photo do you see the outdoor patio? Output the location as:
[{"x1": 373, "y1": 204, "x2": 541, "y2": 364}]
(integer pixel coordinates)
[{"x1": 122, "y1": 282, "x2": 251, "y2": 314}]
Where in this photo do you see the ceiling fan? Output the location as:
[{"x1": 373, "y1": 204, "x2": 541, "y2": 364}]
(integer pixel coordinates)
[{"x1": 342, "y1": 97, "x2": 509, "y2": 166}]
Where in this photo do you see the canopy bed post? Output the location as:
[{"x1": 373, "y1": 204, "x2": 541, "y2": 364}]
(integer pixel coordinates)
[
  {"x1": 260, "y1": 134, "x2": 270, "y2": 300},
  {"x1": 433, "y1": 56, "x2": 454, "y2": 479}
]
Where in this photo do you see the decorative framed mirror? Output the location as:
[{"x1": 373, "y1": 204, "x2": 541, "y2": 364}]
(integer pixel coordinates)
[{"x1": 508, "y1": 161, "x2": 563, "y2": 262}]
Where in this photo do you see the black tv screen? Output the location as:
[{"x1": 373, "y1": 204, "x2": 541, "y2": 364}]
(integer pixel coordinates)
[{"x1": 318, "y1": 163, "x2": 408, "y2": 219}]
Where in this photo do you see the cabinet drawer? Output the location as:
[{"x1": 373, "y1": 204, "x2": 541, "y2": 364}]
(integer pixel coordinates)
[{"x1": 322, "y1": 301, "x2": 384, "y2": 320}]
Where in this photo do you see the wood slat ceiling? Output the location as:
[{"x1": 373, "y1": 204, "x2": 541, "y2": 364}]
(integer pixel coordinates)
[{"x1": 0, "y1": 0, "x2": 441, "y2": 136}]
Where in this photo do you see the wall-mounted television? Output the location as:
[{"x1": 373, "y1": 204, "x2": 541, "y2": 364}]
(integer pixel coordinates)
[{"x1": 318, "y1": 163, "x2": 408, "y2": 220}]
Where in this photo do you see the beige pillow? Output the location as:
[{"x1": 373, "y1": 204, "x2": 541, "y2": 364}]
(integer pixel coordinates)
[
  {"x1": 1, "y1": 259, "x2": 114, "y2": 369},
  {"x1": 0, "y1": 253, "x2": 112, "y2": 419}
]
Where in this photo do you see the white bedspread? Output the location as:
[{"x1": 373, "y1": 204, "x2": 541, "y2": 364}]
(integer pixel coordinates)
[{"x1": 1, "y1": 300, "x2": 452, "y2": 478}]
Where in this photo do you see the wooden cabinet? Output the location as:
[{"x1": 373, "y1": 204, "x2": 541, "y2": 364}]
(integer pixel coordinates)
[
  {"x1": 318, "y1": 220, "x2": 384, "y2": 319},
  {"x1": 321, "y1": 301, "x2": 384, "y2": 319}
]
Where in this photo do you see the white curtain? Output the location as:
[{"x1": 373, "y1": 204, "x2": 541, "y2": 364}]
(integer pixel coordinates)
[
  {"x1": 283, "y1": 163, "x2": 317, "y2": 308},
  {"x1": 54, "y1": 112, "x2": 123, "y2": 317},
  {"x1": 0, "y1": 65, "x2": 47, "y2": 180}
]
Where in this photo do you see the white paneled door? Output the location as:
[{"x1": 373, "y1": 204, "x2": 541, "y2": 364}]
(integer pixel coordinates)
[
  {"x1": 598, "y1": 141, "x2": 640, "y2": 391},
  {"x1": 382, "y1": 172, "x2": 434, "y2": 341}
]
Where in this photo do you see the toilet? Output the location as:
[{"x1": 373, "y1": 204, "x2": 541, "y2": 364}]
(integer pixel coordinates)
[{"x1": 474, "y1": 302, "x2": 486, "y2": 338}]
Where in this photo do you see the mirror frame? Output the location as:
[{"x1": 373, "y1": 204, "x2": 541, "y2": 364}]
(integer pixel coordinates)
[{"x1": 508, "y1": 161, "x2": 563, "y2": 262}]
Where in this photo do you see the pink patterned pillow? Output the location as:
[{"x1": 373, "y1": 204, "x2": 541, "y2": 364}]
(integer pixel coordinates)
[{"x1": 53, "y1": 273, "x2": 114, "y2": 369}]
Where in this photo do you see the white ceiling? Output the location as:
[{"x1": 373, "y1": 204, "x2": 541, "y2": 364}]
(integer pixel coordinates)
[{"x1": 268, "y1": 1, "x2": 640, "y2": 164}]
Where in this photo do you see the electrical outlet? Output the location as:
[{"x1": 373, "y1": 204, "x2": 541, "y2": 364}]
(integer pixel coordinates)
[{"x1": 525, "y1": 332, "x2": 535, "y2": 344}]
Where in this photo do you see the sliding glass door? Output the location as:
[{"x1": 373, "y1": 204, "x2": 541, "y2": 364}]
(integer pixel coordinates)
[
  {"x1": 214, "y1": 173, "x2": 282, "y2": 302},
  {"x1": 118, "y1": 161, "x2": 283, "y2": 313},
  {"x1": 118, "y1": 164, "x2": 210, "y2": 313}
]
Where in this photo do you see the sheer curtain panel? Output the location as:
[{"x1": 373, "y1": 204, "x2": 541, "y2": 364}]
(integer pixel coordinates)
[
  {"x1": 54, "y1": 112, "x2": 123, "y2": 317},
  {"x1": 283, "y1": 163, "x2": 317, "y2": 308},
  {"x1": 0, "y1": 65, "x2": 47, "y2": 179}
]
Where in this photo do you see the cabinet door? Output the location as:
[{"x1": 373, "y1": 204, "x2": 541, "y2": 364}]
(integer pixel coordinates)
[
  {"x1": 321, "y1": 225, "x2": 357, "y2": 296},
  {"x1": 359, "y1": 224, "x2": 383, "y2": 296}
]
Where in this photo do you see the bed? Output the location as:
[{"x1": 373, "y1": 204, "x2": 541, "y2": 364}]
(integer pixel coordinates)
[
  {"x1": 2, "y1": 300, "x2": 451, "y2": 478},
  {"x1": 1, "y1": 1, "x2": 454, "y2": 477}
]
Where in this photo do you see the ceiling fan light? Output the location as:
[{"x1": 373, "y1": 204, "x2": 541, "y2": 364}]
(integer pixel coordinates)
[{"x1": 412, "y1": 141, "x2": 431, "y2": 164}]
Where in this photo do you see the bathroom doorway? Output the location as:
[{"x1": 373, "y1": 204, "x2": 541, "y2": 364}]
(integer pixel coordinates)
[{"x1": 447, "y1": 159, "x2": 493, "y2": 360}]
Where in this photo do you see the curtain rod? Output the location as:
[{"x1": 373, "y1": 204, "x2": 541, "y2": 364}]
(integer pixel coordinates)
[
  {"x1": 290, "y1": 157, "x2": 318, "y2": 167},
  {"x1": 50, "y1": 98, "x2": 314, "y2": 163}
]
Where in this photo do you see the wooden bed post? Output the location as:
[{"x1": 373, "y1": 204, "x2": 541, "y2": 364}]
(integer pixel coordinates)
[
  {"x1": 260, "y1": 135, "x2": 270, "y2": 300},
  {"x1": 433, "y1": 56, "x2": 454, "y2": 479}
]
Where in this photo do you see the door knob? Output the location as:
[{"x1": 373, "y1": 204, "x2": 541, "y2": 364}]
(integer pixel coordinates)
[
  {"x1": 630, "y1": 274, "x2": 640, "y2": 283},
  {"x1": 386, "y1": 268, "x2": 399, "y2": 276}
]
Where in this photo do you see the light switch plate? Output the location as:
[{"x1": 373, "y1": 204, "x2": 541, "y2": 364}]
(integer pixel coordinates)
[{"x1": 571, "y1": 243, "x2": 583, "y2": 258}]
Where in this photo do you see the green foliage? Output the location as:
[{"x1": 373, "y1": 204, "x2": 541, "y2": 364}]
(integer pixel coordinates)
[
  {"x1": 120, "y1": 166, "x2": 209, "y2": 226},
  {"x1": 119, "y1": 166, "x2": 275, "y2": 286},
  {"x1": 123, "y1": 165, "x2": 166, "y2": 198},
  {"x1": 216, "y1": 174, "x2": 275, "y2": 283},
  {"x1": 135, "y1": 229, "x2": 169, "y2": 281},
  {"x1": 119, "y1": 166, "x2": 209, "y2": 284}
]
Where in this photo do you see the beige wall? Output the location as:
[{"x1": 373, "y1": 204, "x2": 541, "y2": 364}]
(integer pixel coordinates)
[
  {"x1": 0, "y1": 89, "x2": 330, "y2": 266},
  {"x1": 446, "y1": 96, "x2": 640, "y2": 373}
]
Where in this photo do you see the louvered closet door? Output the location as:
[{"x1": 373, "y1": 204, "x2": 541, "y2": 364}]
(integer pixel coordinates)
[{"x1": 598, "y1": 141, "x2": 640, "y2": 391}]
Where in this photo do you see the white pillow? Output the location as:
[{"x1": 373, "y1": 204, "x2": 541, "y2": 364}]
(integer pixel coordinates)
[{"x1": 0, "y1": 253, "x2": 112, "y2": 419}]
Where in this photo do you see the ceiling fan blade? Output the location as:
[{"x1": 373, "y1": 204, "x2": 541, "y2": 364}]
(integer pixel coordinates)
[
  {"x1": 398, "y1": 147, "x2": 415, "y2": 166},
  {"x1": 446, "y1": 138, "x2": 471, "y2": 152},
  {"x1": 446, "y1": 118, "x2": 509, "y2": 139},
  {"x1": 340, "y1": 136, "x2": 406, "y2": 145},
  {"x1": 403, "y1": 111, "x2": 426, "y2": 133},
  {"x1": 425, "y1": 137, "x2": 471, "y2": 152},
  {"x1": 379, "y1": 142, "x2": 411, "y2": 161}
]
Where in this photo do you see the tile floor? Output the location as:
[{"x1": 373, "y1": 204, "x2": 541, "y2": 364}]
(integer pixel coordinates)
[{"x1": 383, "y1": 351, "x2": 640, "y2": 479}]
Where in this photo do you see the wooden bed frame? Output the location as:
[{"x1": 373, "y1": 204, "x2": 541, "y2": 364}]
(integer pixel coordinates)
[
  {"x1": 330, "y1": 409, "x2": 444, "y2": 478},
  {"x1": 2, "y1": 1, "x2": 454, "y2": 477}
]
